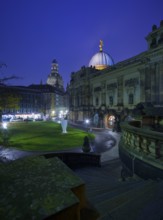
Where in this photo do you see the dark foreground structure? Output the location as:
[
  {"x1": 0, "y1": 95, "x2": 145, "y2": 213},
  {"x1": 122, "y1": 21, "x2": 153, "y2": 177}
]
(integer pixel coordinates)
[{"x1": 0, "y1": 156, "x2": 93, "y2": 220}]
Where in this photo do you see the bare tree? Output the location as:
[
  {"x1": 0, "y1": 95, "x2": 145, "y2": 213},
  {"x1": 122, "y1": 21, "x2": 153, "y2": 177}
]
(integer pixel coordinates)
[
  {"x1": 0, "y1": 61, "x2": 20, "y2": 83},
  {"x1": 0, "y1": 61, "x2": 21, "y2": 121}
]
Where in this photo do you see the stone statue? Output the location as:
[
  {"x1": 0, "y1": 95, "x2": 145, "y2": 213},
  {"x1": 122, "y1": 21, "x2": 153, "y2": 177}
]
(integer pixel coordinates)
[
  {"x1": 61, "y1": 115, "x2": 68, "y2": 133},
  {"x1": 99, "y1": 40, "x2": 103, "y2": 52},
  {"x1": 93, "y1": 113, "x2": 99, "y2": 127}
]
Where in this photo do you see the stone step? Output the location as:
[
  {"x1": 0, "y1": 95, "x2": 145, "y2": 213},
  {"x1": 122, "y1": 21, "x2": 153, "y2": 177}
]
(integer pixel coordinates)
[
  {"x1": 86, "y1": 179, "x2": 148, "y2": 201},
  {"x1": 95, "y1": 180, "x2": 155, "y2": 211},
  {"x1": 74, "y1": 159, "x2": 163, "y2": 220},
  {"x1": 75, "y1": 164, "x2": 145, "y2": 200},
  {"x1": 97, "y1": 181, "x2": 157, "y2": 220}
]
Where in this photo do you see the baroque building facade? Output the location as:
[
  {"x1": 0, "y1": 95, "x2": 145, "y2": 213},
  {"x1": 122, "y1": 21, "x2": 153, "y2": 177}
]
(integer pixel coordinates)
[
  {"x1": 68, "y1": 20, "x2": 163, "y2": 127},
  {"x1": 47, "y1": 59, "x2": 64, "y2": 90}
]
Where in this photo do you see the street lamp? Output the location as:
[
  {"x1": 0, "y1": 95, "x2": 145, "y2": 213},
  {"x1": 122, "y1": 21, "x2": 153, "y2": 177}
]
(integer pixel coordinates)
[
  {"x1": 2, "y1": 122, "x2": 8, "y2": 130},
  {"x1": 85, "y1": 119, "x2": 90, "y2": 132},
  {"x1": 2, "y1": 122, "x2": 9, "y2": 146}
]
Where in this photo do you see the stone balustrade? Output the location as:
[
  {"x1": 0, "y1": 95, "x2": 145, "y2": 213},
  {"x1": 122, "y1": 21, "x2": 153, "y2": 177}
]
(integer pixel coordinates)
[{"x1": 120, "y1": 121, "x2": 163, "y2": 171}]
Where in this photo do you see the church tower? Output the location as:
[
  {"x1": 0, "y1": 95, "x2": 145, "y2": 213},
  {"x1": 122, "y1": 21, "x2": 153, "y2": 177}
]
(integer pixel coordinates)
[{"x1": 47, "y1": 59, "x2": 64, "y2": 90}]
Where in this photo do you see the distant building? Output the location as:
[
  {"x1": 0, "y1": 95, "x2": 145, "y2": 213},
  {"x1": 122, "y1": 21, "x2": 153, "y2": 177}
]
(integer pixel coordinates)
[
  {"x1": 28, "y1": 84, "x2": 66, "y2": 118},
  {"x1": 0, "y1": 84, "x2": 41, "y2": 119},
  {"x1": 47, "y1": 59, "x2": 64, "y2": 91},
  {"x1": 68, "y1": 20, "x2": 163, "y2": 128},
  {"x1": 0, "y1": 59, "x2": 68, "y2": 120}
]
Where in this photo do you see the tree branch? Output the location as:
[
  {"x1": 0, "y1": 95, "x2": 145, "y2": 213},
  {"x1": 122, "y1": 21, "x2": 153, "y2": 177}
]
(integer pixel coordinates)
[{"x1": 0, "y1": 75, "x2": 21, "y2": 83}]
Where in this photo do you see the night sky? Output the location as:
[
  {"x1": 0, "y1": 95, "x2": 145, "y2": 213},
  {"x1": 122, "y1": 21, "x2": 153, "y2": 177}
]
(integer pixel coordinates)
[{"x1": 1, "y1": 0, "x2": 163, "y2": 89}]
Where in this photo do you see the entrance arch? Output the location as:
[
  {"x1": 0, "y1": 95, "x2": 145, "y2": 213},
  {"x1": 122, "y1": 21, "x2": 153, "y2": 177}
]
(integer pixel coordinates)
[{"x1": 104, "y1": 114, "x2": 116, "y2": 129}]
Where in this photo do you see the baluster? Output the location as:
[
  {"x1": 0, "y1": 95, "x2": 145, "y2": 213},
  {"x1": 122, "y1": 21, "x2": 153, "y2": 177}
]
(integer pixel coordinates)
[
  {"x1": 126, "y1": 132, "x2": 131, "y2": 147},
  {"x1": 124, "y1": 131, "x2": 128, "y2": 145},
  {"x1": 141, "y1": 137, "x2": 150, "y2": 154},
  {"x1": 134, "y1": 135, "x2": 140, "y2": 151},
  {"x1": 156, "y1": 141, "x2": 162, "y2": 159},
  {"x1": 130, "y1": 134, "x2": 135, "y2": 148},
  {"x1": 148, "y1": 139, "x2": 156, "y2": 157}
]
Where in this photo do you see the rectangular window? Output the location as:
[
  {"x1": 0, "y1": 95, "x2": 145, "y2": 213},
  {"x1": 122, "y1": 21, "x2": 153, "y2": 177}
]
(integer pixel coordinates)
[
  {"x1": 109, "y1": 96, "x2": 113, "y2": 105},
  {"x1": 101, "y1": 93, "x2": 106, "y2": 105},
  {"x1": 95, "y1": 97, "x2": 99, "y2": 106},
  {"x1": 129, "y1": 94, "x2": 134, "y2": 104}
]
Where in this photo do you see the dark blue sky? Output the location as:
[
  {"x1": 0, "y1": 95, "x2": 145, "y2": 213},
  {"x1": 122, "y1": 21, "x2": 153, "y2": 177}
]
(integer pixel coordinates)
[{"x1": 1, "y1": 0, "x2": 163, "y2": 88}]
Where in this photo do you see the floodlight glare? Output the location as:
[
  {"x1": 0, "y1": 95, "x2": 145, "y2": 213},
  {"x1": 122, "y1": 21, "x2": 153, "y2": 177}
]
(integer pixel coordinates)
[
  {"x1": 2, "y1": 122, "x2": 8, "y2": 129},
  {"x1": 85, "y1": 119, "x2": 90, "y2": 124}
]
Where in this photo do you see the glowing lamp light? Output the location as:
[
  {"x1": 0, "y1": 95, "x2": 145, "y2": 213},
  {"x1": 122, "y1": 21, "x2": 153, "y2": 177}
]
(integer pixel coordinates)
[
  {"x1": 85, "y1": 119, "x2": 90, "y2": 124},
  {"x1": 2, "y1": 122, "x2": 8, "y2": 129}
]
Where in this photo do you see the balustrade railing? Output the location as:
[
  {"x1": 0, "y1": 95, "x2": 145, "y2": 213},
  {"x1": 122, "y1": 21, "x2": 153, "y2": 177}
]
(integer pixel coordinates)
[{"x1": 120, "y1": 121, "x2": 163, "y2": 169}]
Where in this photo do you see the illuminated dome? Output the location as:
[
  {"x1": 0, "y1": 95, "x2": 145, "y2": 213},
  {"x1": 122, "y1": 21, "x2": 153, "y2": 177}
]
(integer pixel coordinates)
[{"x1": 89, "y1": 40, "x2": 114, "y2": 70}]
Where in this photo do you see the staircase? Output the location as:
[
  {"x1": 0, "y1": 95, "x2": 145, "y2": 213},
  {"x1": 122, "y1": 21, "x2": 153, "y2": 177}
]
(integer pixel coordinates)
[{"x1": 74, "y1": 159, "x2": 163, "y2": 220}]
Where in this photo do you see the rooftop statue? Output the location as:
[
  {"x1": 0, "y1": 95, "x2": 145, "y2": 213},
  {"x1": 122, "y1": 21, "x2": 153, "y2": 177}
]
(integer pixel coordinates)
[{"x1": 99, "y1": 40, "x2": 103, "y2": 51}]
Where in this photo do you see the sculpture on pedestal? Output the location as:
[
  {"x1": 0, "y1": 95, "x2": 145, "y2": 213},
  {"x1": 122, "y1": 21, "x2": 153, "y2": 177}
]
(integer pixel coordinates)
[
  {"x1": 93, "y1": 113, "x2": 99, "y2": 127},
  {"x1": 61, "y1": 115, "x2": 68, "y2": 133}
]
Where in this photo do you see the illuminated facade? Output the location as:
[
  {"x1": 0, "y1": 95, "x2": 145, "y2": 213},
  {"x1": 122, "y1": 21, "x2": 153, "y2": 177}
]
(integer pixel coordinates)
[
  {"x1": 47, "y1": 59, "x2": 64, "y2": 91},
  {"x1": 68, "y1": 20, "x2": 163, "y2": 127},
  {"x1": 0, "y1": 59, "x2": 67, "y2": 120},
  {"x1": 29, "y1": 84, "x2": 66, "y2": 118},
  {"x1": 0, "y1": 84, "x2": 41, "y2": 118},
  {"x1": 89, "y1": 40, "x2": 114, "y2": 70}
]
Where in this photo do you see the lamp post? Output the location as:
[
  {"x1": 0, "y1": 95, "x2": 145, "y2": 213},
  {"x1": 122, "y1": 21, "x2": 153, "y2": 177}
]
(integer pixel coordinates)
[
  {"x1": 82, "y1": 119, "x2": 92, "y2": 153},
  {"x1": 2, "y1": 122, "x2": 9, "y2": 146},
  {"x1": 85, "y1": 119, "x2": 90, "y2": 132},
  {"x1": 2, "y1": 122, "x2": 8, "y2": 130}
]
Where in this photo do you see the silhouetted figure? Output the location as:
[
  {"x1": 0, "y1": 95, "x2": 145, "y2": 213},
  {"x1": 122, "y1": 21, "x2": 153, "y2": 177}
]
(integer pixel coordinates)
[
  {"x1": 82, "y1": 136, "x2": 91, "y2": 153},
  {"x1": 113, "y1": 116, "x2": 121, "y2": 132}
]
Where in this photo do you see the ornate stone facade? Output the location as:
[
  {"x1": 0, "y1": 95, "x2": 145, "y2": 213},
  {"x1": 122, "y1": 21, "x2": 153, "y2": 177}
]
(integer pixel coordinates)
[
  {"x1": 47, "y1": 59, "x2": 64, "y2": 91},
  {"x1": 68, "y1": 20, "x2": 163, "y2": 126}
]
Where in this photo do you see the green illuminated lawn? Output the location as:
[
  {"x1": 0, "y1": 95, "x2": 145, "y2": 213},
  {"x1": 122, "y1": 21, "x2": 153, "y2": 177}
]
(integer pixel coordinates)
[{"x1": 0, "y1": 121, "x2": 94, "y2": 151}]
